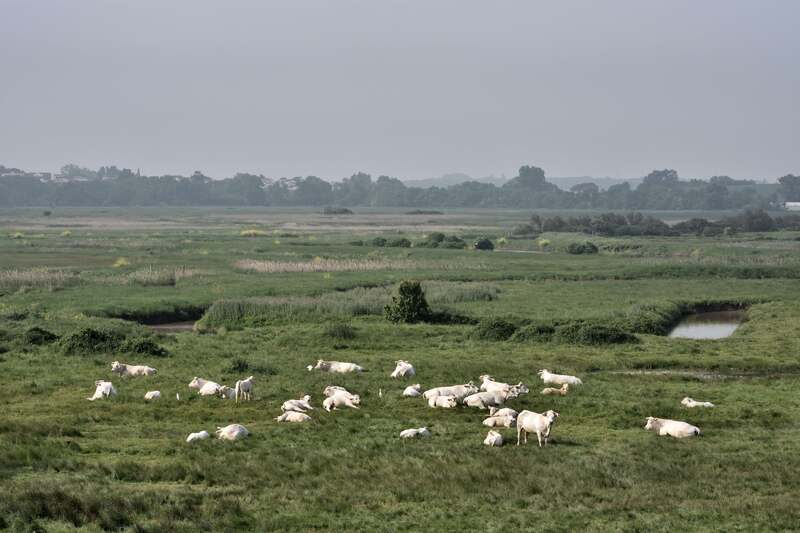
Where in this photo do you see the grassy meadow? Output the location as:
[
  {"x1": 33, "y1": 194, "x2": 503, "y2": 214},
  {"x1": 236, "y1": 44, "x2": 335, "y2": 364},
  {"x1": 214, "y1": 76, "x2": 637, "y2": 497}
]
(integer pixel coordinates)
[{"x1": 1, "y1": 207, "x2": 800, "y2": 532}]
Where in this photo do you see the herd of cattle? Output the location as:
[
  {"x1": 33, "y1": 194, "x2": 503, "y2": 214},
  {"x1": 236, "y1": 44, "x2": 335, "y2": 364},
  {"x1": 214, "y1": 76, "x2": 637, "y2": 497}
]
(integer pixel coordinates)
[{"x1": 87, "y1": 358, "x2": 708, "y2": 444}]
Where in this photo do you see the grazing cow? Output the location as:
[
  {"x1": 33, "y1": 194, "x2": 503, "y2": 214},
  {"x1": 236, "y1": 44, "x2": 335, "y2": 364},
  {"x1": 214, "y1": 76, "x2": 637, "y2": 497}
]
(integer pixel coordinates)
[
  {"x1": 400, "y1": 427, "x2": 431, "y2": 439},
  {"x1": 428, "y1": 395, "x2": 458, "y2": 408},
  {"x1": 323, "y1": 391, "x2": 361, "y2": 411},
  {"x1": 482, "y1": 414, "x2": 516, "y2": 428},
  {"x1": 186, "y1": 430, "x2": 210, "y2": 443},
  {"x1": 308, "y1": 360, "x2": 364, "y2": 373},
  {"x1": 644, "y1": 417, "x2": 701, "y2": 438},
  {"x1": 215, "y1": 424, "x2": 250, "y2": 441},
  {"x1": 422, "y1": 382, "x2": 478, "y2": 403},
  {"x1": 323, "y1": 385, "x2": 351, "y2": 397},
  {"x1": 538, "y1": 369, "x2": 582, "y2": 386},
  {"x1": 391, "y1": 360, "x2": 416, "y2": 378},
  {"x1": 218, "y1": 386, "x2": 236, "y2": 400},
  {"x1": 87, "y1": 380, "x2": 117, "y2": 401},
  {"x1": 541, "y1": 383, "x2": 570, "y2": 396},
  {"x1": 111, "y1": 361, "x2": 157, "y2": 377},
  {"x1": 281, "y1": 395, "x2": 313, "y2": 413},
  {"x1": 275, "y1": 411, "x2": 311, "y2": 423},
  {"x1": 484, "y1": 430, "x2": 504, "y2": 447},
  {"x1": 403, "y1": 384, "x2": 422, "y2": 397},
  {"x1": 234, "y1": 376, "x2": 254, "y2": 403},
  {"x1": 517, "y1": 410, "x2": 559, "y2": 447},
  {"x1": 488, "y1": 407, "x2": 518, "y2": 418},
  {"x1": 144, "y1": 390, "x2": 161, "y2": 401},
  {"x1": 681, "y1": 397, "x2": 715, "y2": 408},
  {"x1": 189, "y1": 377, "x2": 222, "y2": 396},
  {"x1": 463, "y1": 390, "x2": 516, "y2": 410}
]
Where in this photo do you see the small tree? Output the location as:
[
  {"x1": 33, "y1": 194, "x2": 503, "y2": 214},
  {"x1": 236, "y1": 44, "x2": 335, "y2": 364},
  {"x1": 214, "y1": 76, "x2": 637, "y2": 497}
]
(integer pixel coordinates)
[
  {"x1": 474, "y1": 238, "x2": 494, "y2": 251},
  {"x1": 384, "y1": 281, "x2": 431, "y2": 323}
]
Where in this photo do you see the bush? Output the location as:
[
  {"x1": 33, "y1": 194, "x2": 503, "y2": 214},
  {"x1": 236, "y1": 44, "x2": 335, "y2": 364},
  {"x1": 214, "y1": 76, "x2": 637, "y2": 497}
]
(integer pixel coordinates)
[
  {"x1": 22, "y1": 327, "x2": 58, "y2": 346},
  {"x1": 324, "y1": 322, "x2": 357, "y2": 340},
  {"x1": 60, "y1": 327, "x2": 124, "y2": 355},
  {"x1": 471, "y1": 319, "x2": 517, "y2": 341},
  {"x1": 323, "y1": 206, "x2": 354, "y2": 215},
  {"x1": 384, "y1": 281, "x2": 431, "y2": 323},
  {"x1": 511, "y1": 224, "x2": 536, "y2": 236},
  {"x1": 566, "y1": 241, "x2": 598, "y2": 255},
  {"x1": 474, "y1": 238, "x2": 494, "y2": 251},
  {"x1": 511, "y1": 323, "x2": 555, "y2": 342},
  {"x1": 118, "y1": 337, "x2": 169, "y2": 357},
  {"x1": 554, "y1": 322, "x2": 637, "y2": 345},
  {"x1": 370, "y1": 237, "x2": 387, "y2": 247},
  {"x1": 388, "y1": 238, "x2": 412, "y2": 248},
  {"x1": 406, "y1": 209, "x2": 443, "y2": 215}
]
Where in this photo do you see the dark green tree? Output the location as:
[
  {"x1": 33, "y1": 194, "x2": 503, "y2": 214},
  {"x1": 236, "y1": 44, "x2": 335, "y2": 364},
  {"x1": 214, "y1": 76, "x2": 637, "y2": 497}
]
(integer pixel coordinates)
[{"x1": 384, "y1": 281, "x2": 431, "y2": 323}]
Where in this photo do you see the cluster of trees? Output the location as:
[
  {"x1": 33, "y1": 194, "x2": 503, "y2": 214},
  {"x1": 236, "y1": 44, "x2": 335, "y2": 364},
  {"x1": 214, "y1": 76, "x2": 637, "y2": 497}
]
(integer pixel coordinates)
[
  {"x1": 1, "y1": 163, "x2": 797, "y2": 210},
  {"x1": 520, "y1": 210, "x2": 800, "y2": 237}
]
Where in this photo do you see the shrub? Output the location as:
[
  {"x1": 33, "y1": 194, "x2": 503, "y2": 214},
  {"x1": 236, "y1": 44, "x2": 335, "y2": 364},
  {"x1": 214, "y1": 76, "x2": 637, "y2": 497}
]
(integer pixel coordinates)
[
  {"x1": 406, "y1": 209, "x2": 443, "y2": 215},
  {"x1": 384, "y1": 280, "x2": 431, "y2": 323},
  {"x1": 537, "y1": 238, "x2": 551, "y2": 250},
  {"x1": 42, "y1": 210, "x2": 52, "y2": 216},
  {"x1": 112, "y1": 257, "x2": 130, "y2": 268},
  {"x1": 566, "y1": 241, "x2": 598, "y2": 255},
  {"x1": 554, "y1": 322, "x2": 637, "y2": 345},
  {"x1": 118, "y1": 337, "x2": 169, "y2": 357},
  {"x1": 474, "y1": 238, "x2": 494, "y2": 251},
  {"x1": 471, "y1": 319, "x2": 517, "y2": 341},
  {"x1": 324, "y1": 322, "x2": 357, "y2": 340},
  {"x1": 240, "y1": 228, "x2": 268, "y2": 237},
  {"x1": 322, "y1": 206, "x2": 354, "y2": 215},
  {"x1": 60, "y1": 327, "x2": 123, "y2": 355},
  {"x1": 60, "y1": 230, "x2": 72, "y2": 237},
  {"x1": 22, "y1": 327, "x2": 58, "y2": 346},
  {"x1": 388, "y1": 238, "x2": 412, "y2": 248},
  {"x1": 512, "y1": 224, "x2": 536, "y2": 236},
  {"x1": 370, "y1": 237, "x2": 387, "y2": 247},
  {"x1": 511, "y1": 323, "x2": 555, "y2": 342}
]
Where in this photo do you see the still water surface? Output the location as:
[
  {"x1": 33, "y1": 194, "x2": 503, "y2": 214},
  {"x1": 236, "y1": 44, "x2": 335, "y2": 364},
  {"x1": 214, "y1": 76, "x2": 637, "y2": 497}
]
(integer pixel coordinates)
[{"x1": 668, "y1": 310, "x2": 743, "y2": 339}]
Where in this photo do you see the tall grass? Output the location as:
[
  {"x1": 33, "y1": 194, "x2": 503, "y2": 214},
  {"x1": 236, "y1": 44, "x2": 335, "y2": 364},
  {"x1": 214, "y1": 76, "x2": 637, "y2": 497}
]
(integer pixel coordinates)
[
  {"x1": 127, "y1": 265, "x2": 197, "y2": 287},
  {"x1": 234, "y1": 257, "x2": 422, "y2": 273},
  {"x1": 0, "y1": 268, "x2": 77, "y2": 291}
]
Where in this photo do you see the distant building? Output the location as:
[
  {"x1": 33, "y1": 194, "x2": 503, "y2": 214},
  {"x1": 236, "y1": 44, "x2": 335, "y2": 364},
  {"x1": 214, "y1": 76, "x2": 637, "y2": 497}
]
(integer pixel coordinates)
[{"x1": 785, "y1": 202, "x2": 800, "y2": 211}]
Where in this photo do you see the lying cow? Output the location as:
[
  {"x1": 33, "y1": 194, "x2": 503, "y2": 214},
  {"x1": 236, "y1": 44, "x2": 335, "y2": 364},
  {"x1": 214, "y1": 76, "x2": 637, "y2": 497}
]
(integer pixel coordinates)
[
  {"x1": 144, "y1": 390, "x2": 161, "y2": 401},
  {"x1": 517, "y1": 410, "x2": 559, "y2": 447},
  {"x1": 215, "y1": 424, "x2": 250, "y2": 441},
  {"x1": 391, "y1": 360, "x2": 416, "y2": 378},
  {"x1": 681, "y1": 397, "x2": 715, "y2": 408},
  {"x1": 538, "y1": 369, "x2": 582, "y2": 386},
  {"x1": 186, "y1": 430, "x2": 210, "y2": 443},
  {"x1": 323, "y1": 385, "x2": 351, "y2": 397},
  {"x1": 308, "y1": 360, "x2": 364, "y2": 373},
  {"x1": 428, "y1": 395, "x2": 458, "y2": 408},
  {"x1": 541, "y1": 383, "x2": 570, "y2": 396},
  {"x1": 402, "y1": 384, "x2": 422, "y2": 397},
  {"x1": 218, "y1": 386, "x2": 236, "y2": 400},
  {"x1": 482, "y1": 414, "x2": 516, "y2": 428},
  {"x1": 400, "y1": 427, "x2": 431, "y2": 439},
  {"x1": 463, "y1": 389, "x2": 517, "y2": 410},
  {"x1": 484, "y1": 430, "x2": 503, "y2": 447},
  {"x1": 281, "y1": 395, "x2": 313, "y2": 413},
  {"x1": 188, "y1": 377, "x2": 222, "y2": 396},
  {"x1": 275, "y1": 411, "x2": 311, "y2": 423},
  {"x1": 323, "y1": 391, "x2": 361, "y2": 411},
  {"x1": 87, "y1": 380, "x2": 117, "y2": 401},
  {"x1": 235, "y1": 376, "x2": 254, "y2": 402},
  {"x1": 111, "y1": 361, "x2": 156, "y2": 377},
  {"x1": 422, "y1": 382, "x2": 478, "y2": 403},
  {"x1": 479, "y1": 375, "x2": 528, "y2": 395},
  {"x1": 644, "y1": 417, "x2": 701, "y2": 438},
  {"x1": 488, "y1": 407, "x2": 518, "y2": 418}
]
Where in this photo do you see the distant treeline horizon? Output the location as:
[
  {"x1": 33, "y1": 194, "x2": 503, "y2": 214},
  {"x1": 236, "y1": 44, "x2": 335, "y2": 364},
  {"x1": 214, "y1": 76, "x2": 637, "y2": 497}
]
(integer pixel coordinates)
[{"x1": 2, "y1": 163, "x2": 798, "y2": 210}]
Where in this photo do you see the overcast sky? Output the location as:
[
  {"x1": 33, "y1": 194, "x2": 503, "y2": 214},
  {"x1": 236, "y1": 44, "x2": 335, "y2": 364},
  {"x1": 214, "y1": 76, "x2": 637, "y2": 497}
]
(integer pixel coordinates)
[{"x1": 1, "y1": 0, "x2": 798, "y2": 181}]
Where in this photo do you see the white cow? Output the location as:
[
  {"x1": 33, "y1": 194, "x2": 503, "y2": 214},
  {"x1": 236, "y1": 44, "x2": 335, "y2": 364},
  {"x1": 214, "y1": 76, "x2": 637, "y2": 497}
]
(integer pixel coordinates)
[
  {"x1": 275, "y1": 411, "x2": 311, "y2": 423},
  {"x1": 402, "y1": 384, "x2": 422, "y2": 397},
  {"x1": 323, "y1": 391, "x2": 361, "y2": 411},
  {"x1": 422, "y1": 382, "x2": 478, "y2": 403},
  {"x1": 186, "y1": 430, "x2": 210, "y2": 443},
  {"x1": 488, "y1": 407, "x2": 518, "y2": 418},
  {"x1": 645, "y1": 417, "x2": 701, "y2": 438},
  {"x1": 218, "y1": 386, "x2": 236, "y2": 400},
  {"x1": 681, "y1": 397, "x2": 715, "y2": 408},
  {"x1": 482, "y1": 414, "x2": 516, "y2": 428},
  {"x1": 400, "y1": 427, "x2": 431, "y2": 439},
  {"x1": 541, "y1": 383, "x2": 570, "y2": 396},
  {"x1": 428, "y1": 395, "x2": 458, "y2": 408},
  {"x1": 308, "y1": 360, "x2": 364, "y2": 373},
  {"x1": 281, "y1": 395, "x2": 314, "y2": 413},
  {"x1": 538, "y1": 369, "x2": 582, "y2": 386},
  {"x1": 391, "y1": 360, "x2": 416, "y2": 378},
  {"x1": 479, "y1": 375, "x2": 527, "y2": 395},
  {"x1": 235, "y1": 376, "x2": 254, "y2": 402},
  {"x1": 215, "y1": 424, "x2": 250, "y2": 441},
  {"x1": 189, "y1": 377, "x2": 222, "y2": 396},
  {"x1": 484, "y1": 430, "x2": 504, "y2": 447},
  {"x1": 87, "y1": 380, "x2": 117, "y2": 401},
  {"x1": 323, "y1": 385, "x2": 351, "y2": 397},
  {"x1": 463, "y1": 390, "x2": 516, "y2": 410},
  {"x1": 144, "y1": 390, "x2": 161, "y2": 401},
  {"x1": 111, "y1": 361, "x2": 157, "y2": 377},
  {"x1": 517, "y1": 410, "x2": 559, "y2": 447}
]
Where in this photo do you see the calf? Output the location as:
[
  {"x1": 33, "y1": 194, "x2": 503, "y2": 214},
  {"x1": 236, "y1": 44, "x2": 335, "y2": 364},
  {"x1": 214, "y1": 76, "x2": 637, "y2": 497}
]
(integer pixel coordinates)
[
  {"x1": 186, "y1": 430, "x2": 210, "y2": 443},
  {"x1": 144, "y1": 390, "x2": 161, "y2": 401},
  {"x1": 323, "y1": 391, "x2": 360, "y2": 411},
  {"x1": 422, "y1": 382, "x2": 478, "y2": 403},
  {"x1": 482, "y1": 414, "x2": 516, "y2": 428},
  {"x1": 463, "y1": 390, "x2": 515, "y2": 409},
  {"x1": 538, "y1": 369, "x2": 582, "y2": 386},
  {"x1": 275, "y1": 411, "x2": 311, "y2": 423},
  {"x1": 428, "y1": 395, "x2": 458, "y2": 408},
  {"x1": 391, "y1": 360, "x2": 416, "y2": 378},
  {"x1": 484, "y1": 430, "x2": 503, "y2": 447},
  {"x1": 87, "y1": 380, "x2": 117, "y2": 401},
  {"x1": 681, "y1": 397, "x2": 715, "y2": 408},
  {"x1": 402, "y1": 384, "x2": 422, "y2": 397},
  {"x1": 235, "y1": 376, "x2": 254, "y2": 402},
  {"x1": 308, "y1": 360, "x2": 364, "y2": 373},
  {"x1": 541, "y1": 383, "x2": 570, "y2": 396},
  {"x1": 281, "y1": 395, "x2": 313, "y2": 413},
  {"x1": 400, "y1": 427, "x2": 431, "y2": 439},
  {"x1": 215, "y1": 424, "x2": 250, "y2": 441}
]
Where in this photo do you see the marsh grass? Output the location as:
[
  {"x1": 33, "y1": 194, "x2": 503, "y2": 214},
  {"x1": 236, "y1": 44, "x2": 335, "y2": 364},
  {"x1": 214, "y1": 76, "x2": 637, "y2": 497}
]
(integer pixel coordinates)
[
  {"x1": 234, "y1": 257, "x2": 422, "y2": 273},
  {"x1": 0, "y1": 268, "x2": 77, "y2": 291},
  {"x1": 127, "y1": 265, "x2": 197, "y2": 287}
]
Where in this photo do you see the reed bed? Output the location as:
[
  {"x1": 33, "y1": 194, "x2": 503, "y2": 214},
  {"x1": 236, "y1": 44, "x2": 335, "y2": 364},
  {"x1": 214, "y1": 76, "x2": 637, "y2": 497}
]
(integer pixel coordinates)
[
  {"x1": 0, "y1": 268, "x2": 77, "y2": 291},
  {"x1": 234, "y1": 257, "x2": 422, "y2": 273},
  {"x1": 127, "y1": 266, "x2": 198, "y2": 287}
]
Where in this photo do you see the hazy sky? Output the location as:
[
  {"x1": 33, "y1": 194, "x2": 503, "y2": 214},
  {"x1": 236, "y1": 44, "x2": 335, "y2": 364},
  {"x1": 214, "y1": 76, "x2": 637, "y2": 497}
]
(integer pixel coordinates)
[{"x1": 1, "y1": 1, "x2": 798, "y2": 181}]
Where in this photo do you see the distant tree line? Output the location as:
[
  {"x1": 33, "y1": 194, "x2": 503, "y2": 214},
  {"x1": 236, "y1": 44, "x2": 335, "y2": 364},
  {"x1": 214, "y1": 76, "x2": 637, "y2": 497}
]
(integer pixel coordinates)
[{"x1": 1, "y1": 163, "x2": 798, "y2": 210}]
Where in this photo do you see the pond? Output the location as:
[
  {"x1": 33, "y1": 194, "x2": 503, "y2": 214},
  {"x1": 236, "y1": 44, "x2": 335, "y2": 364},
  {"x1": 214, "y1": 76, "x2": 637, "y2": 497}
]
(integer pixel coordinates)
[
  {"x1": 145, "y1": 321, "x2": 196, "y2": 333},
  {"x1": 668, "y1": 310, "x2": 744, "y2": 339}
]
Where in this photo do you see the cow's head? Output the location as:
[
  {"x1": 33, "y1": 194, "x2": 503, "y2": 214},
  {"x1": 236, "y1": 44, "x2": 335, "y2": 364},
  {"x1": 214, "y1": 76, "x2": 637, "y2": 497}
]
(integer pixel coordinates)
[
  {"x1": 302, "y1": 394, "x2": 311, "y2": 401},
  {"x1": 538, "y1": 369, "x2": 548, "y2": 376},
  {"x1": 644, "y1": 417, "x2": 657, "y2": 430},
  {"x1": 562, "y1": 383, "x2": 570, "y2": 391},
  {"x1": 681, "y1": 397, "x2": 691, "y2": 405},
  {"x1": 188, "y1": 377, "x2": 202, "y2": 389},
  {"x1": 479, "y1": 374, "x2": 492, "y2": 382},
  {"x1": 545, "y1": 410, "x2": 559, "y2": 422},
  {"x1": 351, "y1": 395, "x2": 361, "y2": 405},
  {"x1": 445, "y1": 396, "x2": 457, "y2": 407},
  {"x1": 110, "y1": 361, "x2": 122, "y2": 372}
]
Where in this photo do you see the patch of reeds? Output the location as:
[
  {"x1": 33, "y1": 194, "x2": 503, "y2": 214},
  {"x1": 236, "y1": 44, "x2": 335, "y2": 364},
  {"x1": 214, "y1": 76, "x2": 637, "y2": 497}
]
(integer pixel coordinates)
[
  {"x1": 127, "y1": 266, "x2": 197, "y2": 287},
  {"x1": 0, "y1": 268, "x2": 77, "y2": 292}
]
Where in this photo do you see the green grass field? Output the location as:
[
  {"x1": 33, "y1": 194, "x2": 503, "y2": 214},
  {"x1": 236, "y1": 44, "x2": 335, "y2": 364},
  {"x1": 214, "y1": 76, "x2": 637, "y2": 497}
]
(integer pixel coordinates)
[{"x1": 1, "y1": 207, "x2": 799, "y2": 532}]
